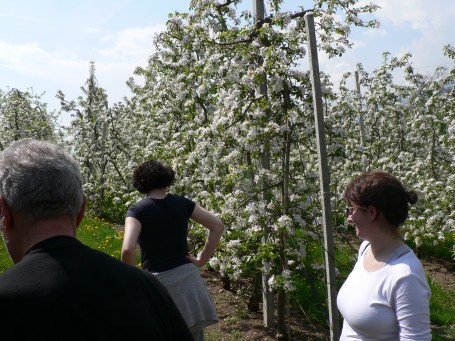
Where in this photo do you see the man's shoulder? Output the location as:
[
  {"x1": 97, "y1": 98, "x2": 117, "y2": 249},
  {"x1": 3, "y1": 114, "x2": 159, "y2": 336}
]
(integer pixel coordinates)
[{"x1": 0, "y1": 264, "x2": 21, "y2": 291}]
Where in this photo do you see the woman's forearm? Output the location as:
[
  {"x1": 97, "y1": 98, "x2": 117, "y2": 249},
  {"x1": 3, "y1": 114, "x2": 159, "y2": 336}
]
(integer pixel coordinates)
[
  {"x1": 197, "y1": 222, "x2": 224, "y2": 265},
  {"x1": 121, "y1": 248, "x2": 137, "y2": 266}
]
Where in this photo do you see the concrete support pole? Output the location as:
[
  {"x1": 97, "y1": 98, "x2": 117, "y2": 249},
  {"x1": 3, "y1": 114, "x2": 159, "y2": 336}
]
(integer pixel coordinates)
[
  {"x1": 305, "y1": 12, "x2": 340, "y2": 341},
  {"x1": 253, "y1": 0, "x2": 275, "y2": 329},
  {"x1": 355, "y1": 70, "x2": 368, "y2": 171}
]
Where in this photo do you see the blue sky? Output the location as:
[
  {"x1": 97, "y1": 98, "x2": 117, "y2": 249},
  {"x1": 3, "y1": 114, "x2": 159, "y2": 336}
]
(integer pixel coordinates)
[{"x1": 1, "y1": 1, "x2": 454, "y2": 125}]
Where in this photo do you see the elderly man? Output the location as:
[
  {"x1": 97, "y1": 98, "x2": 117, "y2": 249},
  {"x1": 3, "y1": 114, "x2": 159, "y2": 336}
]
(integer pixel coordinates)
[{"x1": 0, "y1": 138, "x2": 193, "y2": 340}]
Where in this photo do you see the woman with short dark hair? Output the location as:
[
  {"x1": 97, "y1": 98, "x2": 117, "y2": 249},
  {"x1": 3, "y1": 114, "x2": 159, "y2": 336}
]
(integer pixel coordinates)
[
  {"x1": 122, "y1": 160, "x2": 224, "y2": 341},
  {"x1": 337, "y1": 171, "x2": 431, "y2": 340}
]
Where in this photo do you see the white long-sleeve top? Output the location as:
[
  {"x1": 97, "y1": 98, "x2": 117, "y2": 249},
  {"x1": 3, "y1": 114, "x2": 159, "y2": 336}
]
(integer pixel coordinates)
[{"x1": 337, "y1": 241, "x2": 431, "y2": 341}]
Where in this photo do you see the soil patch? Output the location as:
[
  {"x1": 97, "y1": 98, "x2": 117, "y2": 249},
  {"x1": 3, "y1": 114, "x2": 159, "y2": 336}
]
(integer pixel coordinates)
[
  {"x1": 422, "y1": 257, "x2": 455, "y2": 291},
  {"x1": 202, "y1": 268, "x2": 329, "y2": 341}
]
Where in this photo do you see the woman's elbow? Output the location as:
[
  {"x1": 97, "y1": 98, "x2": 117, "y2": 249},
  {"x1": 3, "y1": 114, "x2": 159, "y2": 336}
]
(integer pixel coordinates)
[
  {"x1": 214, "y1": 221, "x2": 225, "y2": 235},
  {"x1": 121, "y1": 247, "x2": 136, "y2": 263}
]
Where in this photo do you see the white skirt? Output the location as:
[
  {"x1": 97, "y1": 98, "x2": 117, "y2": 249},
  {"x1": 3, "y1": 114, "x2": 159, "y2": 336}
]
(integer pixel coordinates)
[{"x1": 152, "y1": 263, "x2": 218, "y2": 332}]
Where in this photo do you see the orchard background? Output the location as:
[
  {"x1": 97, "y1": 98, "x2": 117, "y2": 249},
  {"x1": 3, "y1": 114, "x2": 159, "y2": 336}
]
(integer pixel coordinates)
[{"x1": 1, "y1": 1, "x2": 454, "y2": 339}]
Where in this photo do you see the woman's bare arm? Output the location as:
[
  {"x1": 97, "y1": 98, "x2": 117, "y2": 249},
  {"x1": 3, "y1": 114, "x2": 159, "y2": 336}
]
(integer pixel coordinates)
[
  {"x1": 121, "y1": 217, "x2": 142, "y2": 266},
  {"x1": 187, "y1": 205, "x2": 224, "y2": 268}
]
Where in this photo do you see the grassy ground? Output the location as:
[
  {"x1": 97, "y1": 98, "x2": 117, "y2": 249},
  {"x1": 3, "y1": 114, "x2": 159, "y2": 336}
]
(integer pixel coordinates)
[
  {"x1": 0, "y1": 217, "x2": 453, "y2": 339},
  {"x1": 429, "y1": 279, "x2": 455, "y2": 340},
  {"x1": 76, "y1": 217, "x2": 124, "y2": 259},
  {"x1": 0, "y1": 244, "x2": 12, "y2": 271},
  {"x1": 0, "y1": 216, "x2": 124, "y2": 272}
]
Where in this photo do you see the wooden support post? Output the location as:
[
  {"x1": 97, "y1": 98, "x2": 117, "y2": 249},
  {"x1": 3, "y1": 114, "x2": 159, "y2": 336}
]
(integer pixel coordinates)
[{"x1": 305, "y1": 12, "x2": 340, "y2": 341}]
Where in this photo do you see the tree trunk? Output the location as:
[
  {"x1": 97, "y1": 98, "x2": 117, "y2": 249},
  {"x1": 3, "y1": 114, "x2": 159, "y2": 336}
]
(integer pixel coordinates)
[{"x1": 248, "y1": 271, "x2": 262, "y2": 312}]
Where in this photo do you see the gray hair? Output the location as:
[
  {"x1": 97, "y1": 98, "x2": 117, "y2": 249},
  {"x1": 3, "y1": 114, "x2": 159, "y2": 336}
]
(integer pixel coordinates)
[{"x1": 0, "y1": 138, "x2": 84, "y2": 223}]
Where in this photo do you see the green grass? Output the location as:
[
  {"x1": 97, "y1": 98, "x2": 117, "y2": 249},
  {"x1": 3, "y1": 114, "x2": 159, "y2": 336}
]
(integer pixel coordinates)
[
  {"x1": 0, "y1": 241, "x2": 13, "y2": 272},
  {"x1": 429, "y1": 278, "x2": 455, "y2": 340},
  {"x1": 76, "y1": 216, "x2": 124, "y2": 260},
  {"x1": 0, "y1": 216, "x2": 124, "y2": 274},
  {"x1": 206, "y1": 328, "x2": 242, "y2": 341}
]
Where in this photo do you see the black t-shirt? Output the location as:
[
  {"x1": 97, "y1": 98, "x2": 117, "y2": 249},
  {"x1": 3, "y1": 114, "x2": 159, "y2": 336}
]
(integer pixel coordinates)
[
  {"x1": 0, "y1": 236, "x2": 193, "y2": 340},
  {"x1": 127, "y1": 194, "x2": 196, "y2": 272}
]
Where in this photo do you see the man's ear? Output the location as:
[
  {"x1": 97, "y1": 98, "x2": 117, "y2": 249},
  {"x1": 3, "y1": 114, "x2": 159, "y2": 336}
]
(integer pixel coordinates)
[
  {"x1": 0, "y1": 197, "x2": 13, "y2": 230},
  {"x1": 76, "y1": 197, "x2": 86, "y2": 228}
]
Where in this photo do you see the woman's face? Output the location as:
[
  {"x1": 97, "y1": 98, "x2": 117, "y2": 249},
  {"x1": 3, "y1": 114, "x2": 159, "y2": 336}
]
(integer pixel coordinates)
[{"x1": 346, "y1": 204, "x2": 370, "y2": 239}]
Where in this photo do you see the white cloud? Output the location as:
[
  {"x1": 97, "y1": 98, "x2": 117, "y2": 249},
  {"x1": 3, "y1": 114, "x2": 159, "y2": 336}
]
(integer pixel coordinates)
[
  {"x1": 363, "y1": 27, "x2": 386, "y2": 38},
  {"x1": 95, "y1": 25, "x2": 165, "y2": 63},
  {"x1": 0, "y1": 23, "x2": 166, "y2": 103},
  {"x1": 375, "y1": 0, "x2": 455, "y2": 68},
  {"x1": 317, "y1": 0, "x2": 455, "y2": 88},
  {"x1": 350, "y1": 39, "x2": 366, "y2": 49},
  {"x1": 93, "y1": 24, "x2": 166, "y2": 103},
  {"x1": 374, "y1": 0, "x2": 455, "y2": 31},
  {"x1": 375, "y1": 0, "x2": 431, "y2": 29},
  {"x1": 0, "y1": 41, "x2": 87, "y2": 85},
  {"x1": 85, "y1": 27, "x2": 101, "y2": 34}
]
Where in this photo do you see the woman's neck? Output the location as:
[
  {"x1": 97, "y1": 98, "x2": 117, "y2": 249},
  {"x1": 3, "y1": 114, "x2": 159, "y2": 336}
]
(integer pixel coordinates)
[
  {"x1": 368, "y1": 232, "x2": 404, "y2": 262},
  {"x1": 146, "y1": 188, "x2": 167, "y2": 199}
]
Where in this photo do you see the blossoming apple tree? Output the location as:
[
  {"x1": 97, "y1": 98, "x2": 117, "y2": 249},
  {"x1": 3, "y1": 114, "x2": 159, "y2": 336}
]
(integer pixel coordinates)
[{"x1": 0, "y1": 88, "x2": 58, "y2": 150}]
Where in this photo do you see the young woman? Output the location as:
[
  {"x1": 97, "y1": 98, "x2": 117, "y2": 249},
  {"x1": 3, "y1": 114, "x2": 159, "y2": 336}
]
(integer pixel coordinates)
[
  {"x1": 337, "y1": 171, "x2": 431, "y2": 340},
  {"x1": 121, "y1": 160, "x2": 224, "y2": 341}
]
